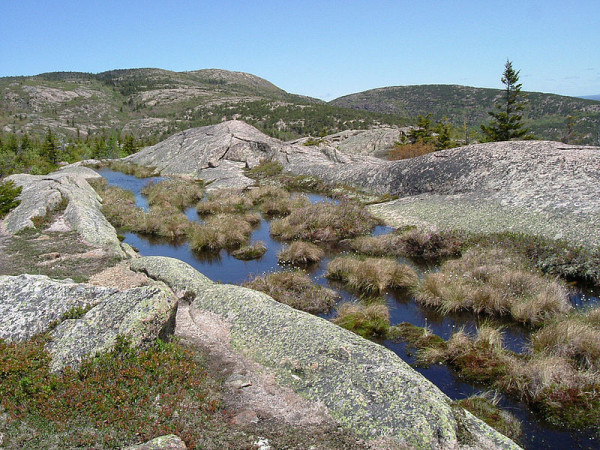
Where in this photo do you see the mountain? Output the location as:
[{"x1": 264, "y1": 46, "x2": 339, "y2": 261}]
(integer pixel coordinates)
[
  {"x1": 330, "y1": 84, "x2": 600, "y2": 144},
  {"x1": 0, "y1": 68, "x2": 406, "y2": 141},
  {"x1": 580, "y1": 94, "x2": 600, "y2": 101}
]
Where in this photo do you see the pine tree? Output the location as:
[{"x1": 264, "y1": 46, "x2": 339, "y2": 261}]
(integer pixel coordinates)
[
  {"x1": 41, "y1": 129, "x2": 58, "y2": 164},
  {"x1": 481, "y1": 60, "x2": 532, "y2": 141}
]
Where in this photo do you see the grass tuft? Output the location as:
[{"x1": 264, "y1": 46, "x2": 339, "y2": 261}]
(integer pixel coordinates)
[
  {"x1": 326, "y1": 256, "x2": 419, "y2": 293},
  {"x1": 270, "y1": 200, "x2": 379, "y2": 242},
  {"x1": 455, "y1": 393, "x2": 522, "y2": 442},
  {"x1": 277, "y1": 241, "x2": 324, "y2": 265},
  {"x1": 333, "y1": 303, "x2": 391, "y2": 338},
  {"x1": 141, "y1": 178, "x2": 204, "y2": 210},
  {"x1": 232, "y1": 241, "x2": 267, "y2": 260},
  {"x1": 244, "y1": 270, "x2": 339, "y2": 314}
]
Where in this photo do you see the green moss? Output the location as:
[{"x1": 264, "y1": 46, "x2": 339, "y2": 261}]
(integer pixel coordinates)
[{"x1": 455, "y1": 394, "x2": 522, "y2": 442}]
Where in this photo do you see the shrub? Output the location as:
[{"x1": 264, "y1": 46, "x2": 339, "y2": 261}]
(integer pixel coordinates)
[
  {"x1": 387, "y1": 141, "x2": 436, "y2": 160},
  {"x1": 246, "y1": 159, "x2": 283, "y2": 180},
  {"x1": 270, "y1": 200, "x2": 379, "y2": 242},
  {"x1": 333, "y1": 303, "x2": 390, "y2": 338},
  {"x1": 0, "y1": 179, "x2": 22, "y2": 218},
  {"x1": 232, "y1": 241, "x2": 267, "y2": 260},
  {"x1": 278, "y1": 241, "x2": 324, "y2": 265},
  {"x1": 244, "y1": 270, "x2": 339, "y2": 314},
  {"x1": 413, "y1": 248, "x2": 571, "y2": 324},
  {"x1": 326, "y1": 256, "x2": 419, "y2": 293}
]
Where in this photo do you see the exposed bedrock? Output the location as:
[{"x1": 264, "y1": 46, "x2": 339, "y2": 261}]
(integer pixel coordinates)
[
  {"x1": 130, "y1": 256, "x2": 519, "y2": 449},
  {"x1": 2, "y1": 167, "x2": 125, "y2": 256},
  {"x1": 0, "y1": 273, "x2": 177, "y2": 373}
]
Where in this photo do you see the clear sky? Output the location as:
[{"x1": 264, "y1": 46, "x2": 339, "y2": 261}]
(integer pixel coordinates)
[{"x1": 1, "y1": 0, "x2": 598, "y2": 100}]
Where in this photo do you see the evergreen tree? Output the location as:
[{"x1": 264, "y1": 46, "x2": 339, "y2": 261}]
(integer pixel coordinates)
[
  {"x1": 41, "y1": 129, "x2": 58, "y2": 164},
  {"x1": 408, "y1": 113, "x2": 433, "y2": 143},
  {"x1": 481, "y1": 60, "x2": 532, "y2": 141}
]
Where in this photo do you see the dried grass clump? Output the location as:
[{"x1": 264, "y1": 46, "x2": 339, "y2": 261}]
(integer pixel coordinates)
[
  {"x1": 196, "y1": 189, "x2": 253, "y2": 215},
  {"x1": 105, "y1": 160, "x2": 158, "y2": 178},
  {"x1": 326, "y1": 256, "x2": 419, "y2": 293},
  {"x1": 277, "y1": 241, "x2": 324, "y2": 265},
  {"x1": 387, "y1": 141, "x2": 436, "y2": 160},
  {"x1": 455, "y1": 393, "x2": 522, "y2": 442},
  {"x1": 270, "y1": 200, "x2": 379, "y2": 242},
  {"x1": 348, "y1": 228, "x2": 462, "y2": 260},
  {"x1": 244, "y1": 270, "x2": 339, "y2": 314},
  {"x1": 246, "y1": 185, "x2": 289, "y2": 204},
  {"x1": 232, "y1": 241, "x2": 267, "y2": 260},
  {"x1": 333, "y1": 303, "x2": 390, "y2": 338},
  {"x1": 413, "y1": 248, "x2": 571, "y2": 324},
  {"x1": 531, "y1": 306, "x2": 600, "y2": 370},
  {"x1": 259, "y1": 195, "x2": 311, "y2": 217},
  {"x1": 187, "y1": 214, "x2": 253, "y2": 251},
  {"x1": 141, "y1": 178, "x2": 204, "y2": 210}
]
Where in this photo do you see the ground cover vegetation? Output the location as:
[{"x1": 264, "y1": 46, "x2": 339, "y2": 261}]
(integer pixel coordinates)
[
  {"x1": 0, "y1": 336, "x2": 366, "y2": 449},
  {"x1": 244, "y1": 270, "x2": 339, "y2": 314},
  {"x1": 90, "y1": 163, "x2": 600, "y2": 440}
]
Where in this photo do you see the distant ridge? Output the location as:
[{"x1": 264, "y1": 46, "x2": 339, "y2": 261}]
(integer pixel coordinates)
[
  {"x1": 580, "y1": 94, "x2": 600, "y2": 101},
  {"x1": 330, "y1": 84, "x2": 600, "y2": 144}
]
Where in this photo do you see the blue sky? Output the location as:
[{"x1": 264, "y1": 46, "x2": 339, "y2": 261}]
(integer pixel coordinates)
[{"x1": 1, "y1": 0, "x2": 598, "y2": 100}]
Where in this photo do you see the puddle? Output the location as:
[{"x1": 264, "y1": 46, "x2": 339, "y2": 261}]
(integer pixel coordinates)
[{"x1": 99, "y1": 169, "x2": 600, "y2": 449}]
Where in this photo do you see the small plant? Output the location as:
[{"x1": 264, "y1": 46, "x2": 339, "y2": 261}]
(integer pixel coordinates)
[
  {"x1": 278, "y1": 241, "x2": 325, "y2": 265},
  {"x1": 244, "y1": 270, "x2": 339, "y2": 314},
  {"x1": 187, "y1": 214, "x2": 253, "y2": 251},
  {"x1": 232, "y1": 241, "x2": 267, "y2": 260},
  {"x1": 0, "y1": 179, "x2": 22, "y2": 218},
  {"x1": 333, "y1": 303, "x2": 390, "y2": 338},
  {"x1": 246, "y1": 159, "x2": 283, "y2": 179}
]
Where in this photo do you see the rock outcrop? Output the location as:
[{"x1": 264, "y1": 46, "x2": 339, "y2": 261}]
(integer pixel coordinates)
[
  {"x1": 130, "y1": 256, "x2": 519, "y2": 449},
  {"x1": 3, "y1": 169, "x2": 125, "y2": 256},
  {"x1": 126, "y1": 121, "x2": 600, "y2": 247},
  {"x1": 0, "y1": 273, "x2": 177, "y2": 373},
  {"x1": 125, "y1": 434, "x2": 187, "y2": 450}
]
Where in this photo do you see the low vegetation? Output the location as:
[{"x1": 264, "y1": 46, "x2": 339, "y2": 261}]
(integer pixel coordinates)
[
  {"x1": 141, "y1": 178, "x2": 204, "y2": 210},
  {"x1": 196, "y1": 189, "x2": 253, "y2": 215},
  {"x1": 454, "y1": 393, "x2": 522, "y2": 442},
  {"x1": 244, "y1": 270, "x2": 339, "y2": 314},
  {"x1": 232, "y1": 241, "x2": 267, "y2": 260},
  {"x1": 326, "y1": 256, "x2": 419, "y2": 293},
  {"x1": 278, "y1": 241, "x2": 324, "y2": 265},
  {"x1": 187, "y1": 214, "x2": 255, "y2": 251},
  {"x1": 333, "y1": 303, "x2": 391, "y2": 339},
  {"x1": 348, "y1": 227, "x2": 463, "y2": 261},
  {"x1": 397, "y1": 319, "x2": 600, "y2": 429},
  {"x1": 413, "y1": 248, "x2": 571, "y2": 325},
  {"x1": 387, "y1": 140, "x2": 437, "y2": 160},
  {"x1": 270, "y1": 200, "x2": 379, "y2": 242},
  {"x1": 97, "y1": 160, "x2": 159, "y2": 178},
  {"x1": 0, "y1": 179, "x2": 22, "y2": 218}
]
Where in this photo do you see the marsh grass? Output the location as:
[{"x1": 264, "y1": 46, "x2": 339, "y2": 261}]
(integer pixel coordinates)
[
  {"x1": 278, "y1": 241, "x2": 325, "y2": 265},
  {"x1": 270, "y1": 200, "x2": 379, "y2": 242},
  {"x1": 141, "y1": 178, "x2": 204, "y2": 210},
  {"x1": 388, "y1": 322, "x2": 447, "y2": 351},
  {"x1": 348, "y1": 228, "x2": 463, "y2": 261},
  {"x1": 413, "y1": 248, "x2": 571, "y2": 324},
  {"x1": 102, "y1": 160, "x2": 159, "y2": 178},
  {"x1": 333, "y1": 303, "x2": 390, "y2": 338},
  {"x1": 244, "y1": 270, "x2": 339, "y2": 314},
  {"x1": 232, "y1": 241, "x2": 267, "y2": 260},
  {"x1": 196, "y1": 189, "x2": 253, "y2": 215},
  {"x1": 187, "y1": 214, "x2": 254, "y2": 251},
  {"x1": 455, "y1": 393, "x2": 522, "y2": 442},
  {"x1": 326, "y1": 256, "x2": 419, "y2": 293}
]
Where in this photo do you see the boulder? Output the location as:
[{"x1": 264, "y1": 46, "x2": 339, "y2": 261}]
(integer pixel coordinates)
[
  {"x1": 47, "y1": 281, "x2": 176, "y2": 372},
  {"x1": 3, "y1": 170, "x2": 125, "y2": 257},
  {"x1": 124, "y1": 434, "x2": 187, "y2": 450},
  {"x1": 130, "y1": 256, "x2": 519, "y2": 449},
  {"x1": 0, "y1": 274, "x2": 117, "y2": 342},
  {"x1": 0, "y1": 273, "x2": 177, "y2": 373}
]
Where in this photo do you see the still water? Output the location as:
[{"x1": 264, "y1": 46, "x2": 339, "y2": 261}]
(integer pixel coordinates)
[{"x1": 100, "y1": 169, "x2": 599, "y2": 449}]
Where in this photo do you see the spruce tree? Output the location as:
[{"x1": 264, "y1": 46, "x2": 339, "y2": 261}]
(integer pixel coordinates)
[{"x1": 481, "y1": 60, "x2": 531, "y2": 141}]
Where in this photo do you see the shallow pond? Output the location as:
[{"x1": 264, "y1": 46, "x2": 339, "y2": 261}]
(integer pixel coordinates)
[{"x1": 99, "y1": 169, "x2": 599, "y2": 449}]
